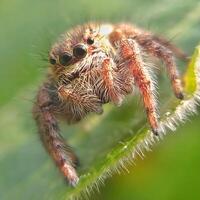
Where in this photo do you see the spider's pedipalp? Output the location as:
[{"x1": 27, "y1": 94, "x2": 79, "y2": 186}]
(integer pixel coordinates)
[
  {"x1": 100, "y1": 58, "x2": 123, "y2": 105},
  {"x1": 58, "y1": 80, "x2": 103, "y2": 122}
]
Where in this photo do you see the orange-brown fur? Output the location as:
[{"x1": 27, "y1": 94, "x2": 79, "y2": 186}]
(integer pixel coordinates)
[{"x1": 33, "y1": 22, "x2": 186, "y2": 186}]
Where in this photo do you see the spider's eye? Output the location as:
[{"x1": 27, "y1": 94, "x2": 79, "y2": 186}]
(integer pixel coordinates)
[
  {"x1": 86, "y1": 38, "x2": 94, "y2": 45},
  {"x1": 73, "y1": 44, "x2": 87, "y2": 59},
  {"x1": 59, "y1": 52, "x2": 72, "y2": 66},
  {"x1": 49, "y1": 58, "x2": 56, "y2": 65}
]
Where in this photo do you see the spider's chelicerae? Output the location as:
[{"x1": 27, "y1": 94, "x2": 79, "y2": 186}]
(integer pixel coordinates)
[{"x1": 33, "y1": 22, "x2": 188, "y2": 186}]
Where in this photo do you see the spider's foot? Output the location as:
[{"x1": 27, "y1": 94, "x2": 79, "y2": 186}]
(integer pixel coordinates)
[
  {"x1": 175, "y1": 92, "x2": 184, "y2": 100},
  {"x1": 62, "y1": 163, "x2": 79, "y2": 187},
  {"x1": 152, "y1": 127, "x2": 160, "y2": 136},
  {"x1": 67, "y1": 175, "x2": 79, "y2": 187}
]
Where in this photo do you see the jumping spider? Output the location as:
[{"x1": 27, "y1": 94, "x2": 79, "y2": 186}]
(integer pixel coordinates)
[{"x1": 33, "y1": 22, "x2": 187, "y2": 186}]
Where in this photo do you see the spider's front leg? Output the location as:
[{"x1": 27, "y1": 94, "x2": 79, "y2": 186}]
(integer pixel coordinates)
[
  {"x1": 110, "y1": 31, "x2": 159, "y2": 134},
  {"x1": 33, "y1": 83, "x2": 79, "y2": 186}
]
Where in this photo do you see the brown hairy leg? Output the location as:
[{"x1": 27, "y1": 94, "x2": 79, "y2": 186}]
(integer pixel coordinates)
[
  {"x1": 110, "y1": 30, "x2": 159, "y2": 134},
  {"x1": 151, "y1": 35, "x2": 189, "y2": 62},
  {"x1": 33, "y1": 83, "x2": 79, "y2": 186},
  {"x1": 136, "y1": 35, "x2": 184, "y2": 99}
]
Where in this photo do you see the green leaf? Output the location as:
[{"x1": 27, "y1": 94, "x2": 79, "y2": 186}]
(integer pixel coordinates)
[
  {"x1": 184, "y1": 46, "x2": 200, "y2": 94},
  {"x1": 0, "y1": 1, "x2": 200, "y2": 200}
]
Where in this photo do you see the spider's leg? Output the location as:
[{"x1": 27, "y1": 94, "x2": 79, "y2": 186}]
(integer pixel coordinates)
[
  {"x1": 151, "y1": 35, "x2": 189, "y2": 62},
  {"x1": 136, "y1": 36, "x2": 184, "y2": 99},
  {"x1": 116, "y1": 37, "x2": 159, "y2": 135},
  {"x1": 33, "y1": 83, "x2": 79, "y2": 186}
]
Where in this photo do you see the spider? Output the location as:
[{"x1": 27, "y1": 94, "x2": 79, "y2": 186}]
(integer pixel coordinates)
[{"x1": 33, "y1": 22, "x2": 188, "y2": 186}]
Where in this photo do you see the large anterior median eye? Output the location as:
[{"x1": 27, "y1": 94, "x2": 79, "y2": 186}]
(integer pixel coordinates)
[
  {"x1": 59, "y1": 52, "x2": 72, "y2": 66},
  {"x1": 73, "y1": 44, "x2": 87, "y2": 59}
]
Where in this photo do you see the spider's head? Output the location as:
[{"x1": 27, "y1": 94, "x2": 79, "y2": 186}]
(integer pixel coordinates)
[{"x1": 49, "y1": 23, "x2": 114, "y2": 82}]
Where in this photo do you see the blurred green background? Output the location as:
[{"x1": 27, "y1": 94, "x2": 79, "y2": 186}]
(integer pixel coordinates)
[{"x1": 0, "y1": 0, "x2": 200, "y2": 200}]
